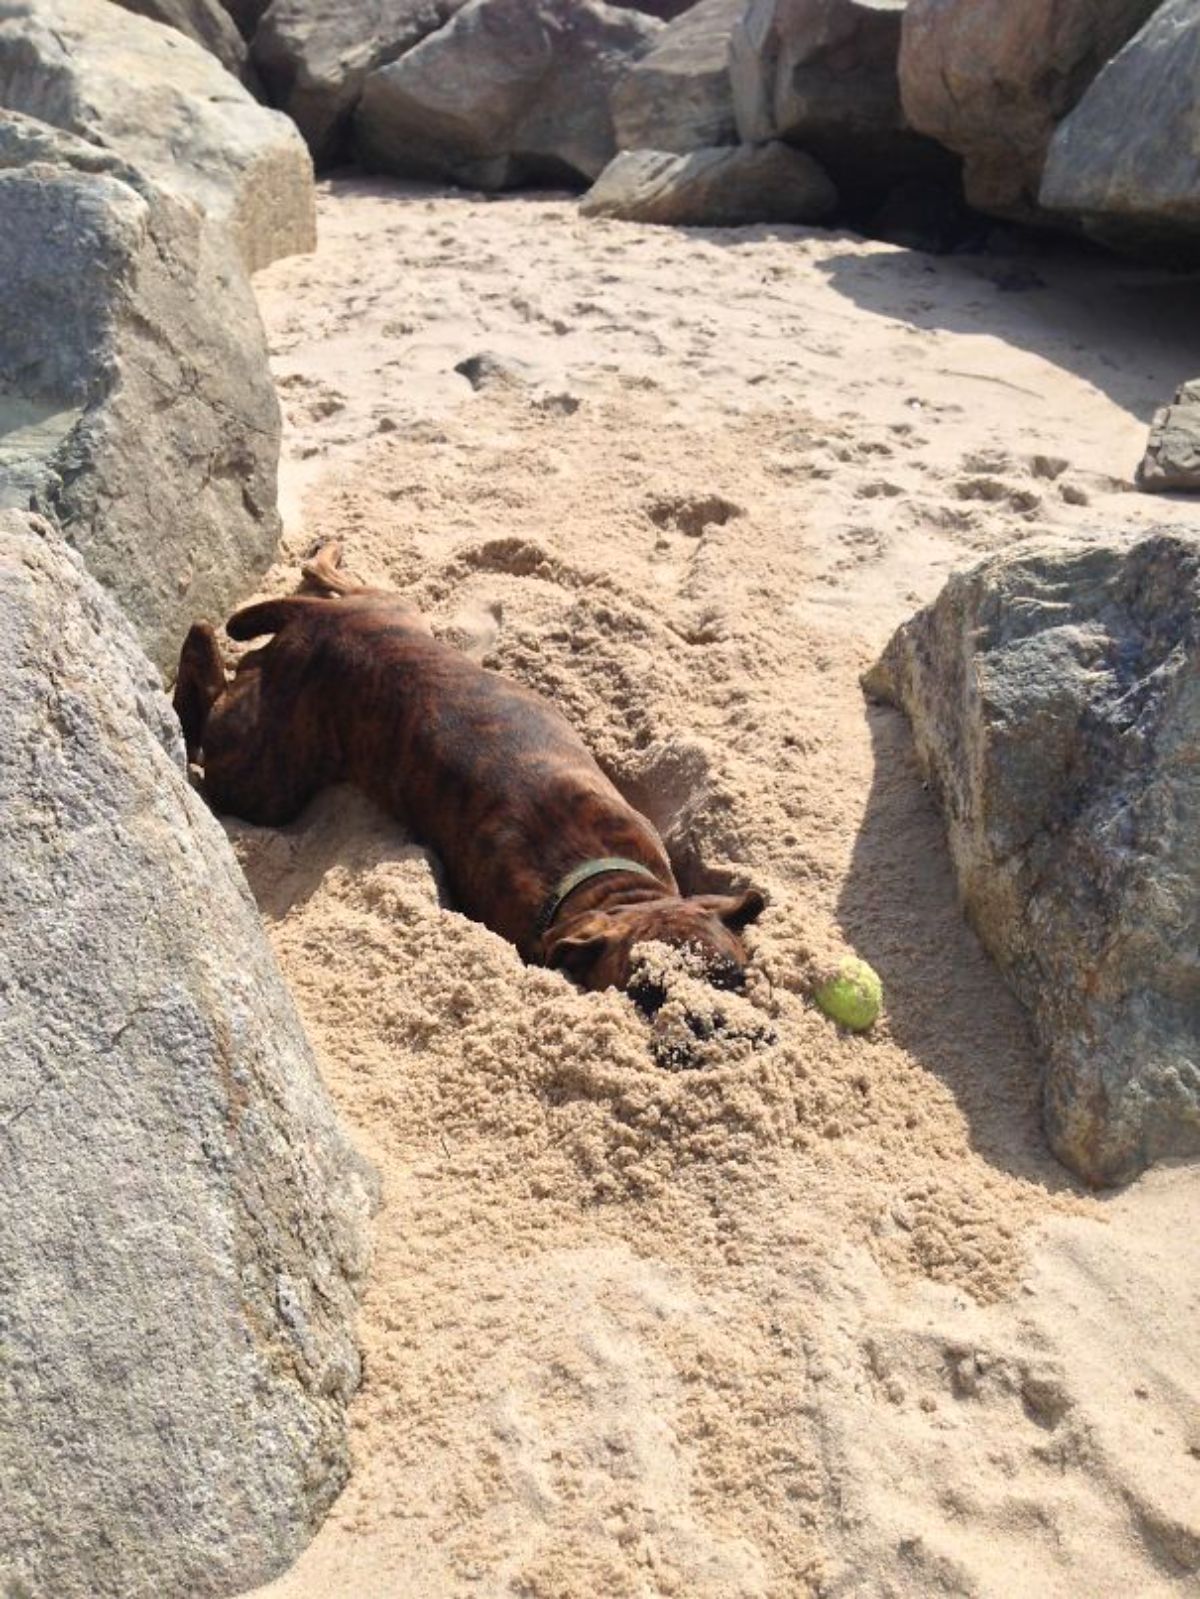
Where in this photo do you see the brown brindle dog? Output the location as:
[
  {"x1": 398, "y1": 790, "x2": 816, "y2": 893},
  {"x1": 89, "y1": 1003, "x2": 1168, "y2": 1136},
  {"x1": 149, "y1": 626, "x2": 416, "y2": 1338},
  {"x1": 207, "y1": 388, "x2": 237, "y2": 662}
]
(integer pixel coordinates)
[{"x1": 174, "y1": 543, "x2": 764, "y2": 993}]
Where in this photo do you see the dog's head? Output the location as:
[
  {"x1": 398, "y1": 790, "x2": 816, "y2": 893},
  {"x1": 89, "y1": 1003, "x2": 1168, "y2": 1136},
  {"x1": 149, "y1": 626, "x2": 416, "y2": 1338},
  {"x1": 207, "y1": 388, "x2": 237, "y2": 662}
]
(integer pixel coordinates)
[{"x1": 543, "y1": 888, "x2": 765, "y2": 994}]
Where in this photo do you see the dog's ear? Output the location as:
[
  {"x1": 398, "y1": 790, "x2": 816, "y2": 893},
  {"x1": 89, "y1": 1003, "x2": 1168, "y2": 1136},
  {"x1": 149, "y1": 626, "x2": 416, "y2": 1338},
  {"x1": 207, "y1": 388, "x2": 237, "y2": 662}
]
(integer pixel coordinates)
[
  {"x1": 544, "y1": 931, "x2": 609, "y2": 975},
  {"x1": 696, "y1": 888, "x2": 766, "y2": 930},
  {"x1": 543, "y1": 923, "x2": 613, "y2": 982}
]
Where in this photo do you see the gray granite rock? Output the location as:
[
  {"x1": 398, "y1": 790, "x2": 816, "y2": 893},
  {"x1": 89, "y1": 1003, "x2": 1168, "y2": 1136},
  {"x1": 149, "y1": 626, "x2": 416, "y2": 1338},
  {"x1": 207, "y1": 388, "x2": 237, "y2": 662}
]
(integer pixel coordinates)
[
  {"x1": 581, "y1": 142, "x2": 838, "y2": 226},
  {"x1": 900, "y1": 0, "x2": 1158, "y2": 220},
  {"x1": 108, "y1": 0, "x2": 252, "y2": 80},
  {"x1": 0, "y1": 111, "x2": 281, "y2": 670},
  {"x1": 733, "y1": 0, "x2": 906, "y2": 141},
  {"x1": 1139, "y1": 380, "x2": 1200, "y2": 493},
  {"x1": 355, "y1": 0, "x2": 662, "y2": 189},
  {"x1": 253, "y1": 0, "x2": 467, "y2": 164},
  {"x1": 731, "y1": 0, "x2": 950, "y2": 205},
  {"x1": 1040, "y1": 0, "x2": 1200, "y2": 260},
  {"x1": 865, "y1": 529, "x2": 1200, "y2": 1187},
  {"x1": 0, "y1": 511, "x2": 373, "y2": 1599},
  {"x1": 612, "y1": 0, "x2": 742, "y2": 154},
  {"x1": 0, "y1": 0, "x2": 315, "y2": 272},
  {"x1": 454, "y1": 350, "x2": 536, "y2": 389}
]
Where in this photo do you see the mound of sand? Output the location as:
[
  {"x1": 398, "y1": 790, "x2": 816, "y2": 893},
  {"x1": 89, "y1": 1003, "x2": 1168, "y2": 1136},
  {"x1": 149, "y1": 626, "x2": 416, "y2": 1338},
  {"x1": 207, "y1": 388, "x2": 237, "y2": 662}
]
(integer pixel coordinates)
[{"x1": 239, "y1": 181, "x2": 1200, "y2": 1597}]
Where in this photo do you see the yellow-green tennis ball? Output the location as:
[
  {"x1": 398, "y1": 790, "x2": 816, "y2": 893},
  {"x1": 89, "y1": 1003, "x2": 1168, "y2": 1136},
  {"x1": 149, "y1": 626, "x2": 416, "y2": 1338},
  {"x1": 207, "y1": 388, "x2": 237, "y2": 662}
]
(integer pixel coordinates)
[{"x1": 814, "y1": 957, "x2": 882, "y2": 1031}]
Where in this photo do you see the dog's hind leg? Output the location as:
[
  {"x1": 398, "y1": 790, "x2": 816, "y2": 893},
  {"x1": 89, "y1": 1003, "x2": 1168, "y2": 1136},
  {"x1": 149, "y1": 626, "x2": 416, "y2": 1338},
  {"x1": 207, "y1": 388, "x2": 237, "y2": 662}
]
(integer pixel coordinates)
[
  {"x1": 301, "y1": 539, "x2": 374, "y2": 597},
  {"x1": 173, "y1": 622, "x2": 227, "y2": 762},
  {"x1": 300, "y1": 540, "x2": 434, "y2": 635}
]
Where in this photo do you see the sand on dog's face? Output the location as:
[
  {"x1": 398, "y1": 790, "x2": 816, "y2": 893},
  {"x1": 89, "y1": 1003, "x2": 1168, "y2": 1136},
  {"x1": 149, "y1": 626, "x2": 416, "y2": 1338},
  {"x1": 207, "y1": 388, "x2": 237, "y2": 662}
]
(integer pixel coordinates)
[{"x1": 244, "y1": 184, "x2": 1200, "y2": 1598}]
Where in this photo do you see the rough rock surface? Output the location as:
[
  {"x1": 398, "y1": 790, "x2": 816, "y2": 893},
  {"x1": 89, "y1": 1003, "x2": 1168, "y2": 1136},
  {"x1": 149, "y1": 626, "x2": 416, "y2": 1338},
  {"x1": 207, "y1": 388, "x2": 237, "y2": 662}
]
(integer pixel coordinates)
[
  {"x1": 355, "y1": 0, "x2": 661, "y2": 189},
  {"x1": 733, "y1": 0, "x2": 906, "y2": 143},
  {"x1": 612, "y1": 0, "x2": 741, "y2": 154},
  {"x1": 899, "y1": 0, "x2": 1159, "y2": 220},
  {"x1": 1139, "y1": 380, "x2": 1200, "y2": 494},
  {"x1": 865, "y1": 530, "x2": 1200, "y2": 1187},
  {"x1": 0, "y1": 111, "x2": 281, "y2": 670},
  {"x1": 0, "y1": 0, "x2": 315, "y2": 272},
  {"x1": 731, "y1": 0, "x2": 952, "y2": 207},
  {"x1": 108, "y1": 0, "x2": 252, "y2": 80},
  {"x1": 0, "y1": 512, "x2": 373, "y2": 1599},
  {"x1": 1040, "y1": 0, "x2": 1200, "y2": 261},
  {"x1": 581, "y1": 142, "x2": 838, "y2": 226},
  {"x1": 254, "y1": 0, "x2": 467, "y2": 164}
]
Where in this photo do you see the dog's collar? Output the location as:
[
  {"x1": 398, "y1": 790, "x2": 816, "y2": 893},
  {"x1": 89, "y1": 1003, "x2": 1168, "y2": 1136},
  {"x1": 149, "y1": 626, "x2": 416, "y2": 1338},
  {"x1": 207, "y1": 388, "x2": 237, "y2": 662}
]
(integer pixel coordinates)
[{"x1": 534, "y1": 857, "x2": 664, "y2": 941}]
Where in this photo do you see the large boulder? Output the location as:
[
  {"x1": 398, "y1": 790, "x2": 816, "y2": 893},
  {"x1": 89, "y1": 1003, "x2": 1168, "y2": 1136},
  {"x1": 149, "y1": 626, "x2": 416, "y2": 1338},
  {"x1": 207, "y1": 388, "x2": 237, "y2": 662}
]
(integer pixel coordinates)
[
  {"x1": 108, "y1": 0, "x2": 253, "y2": 81},
  {"x1": 253, "y1": 0, "x2": 467, "y2": 165},
  {"x1": 864, "y1": 530, "x2": 1200, "y2": 1187},
  {"x1": 581, "y1": 142, "x2": 837, "y2": 225},
  {"x1": 730, "y1": 0, "x2": 954, "y2": 208},
  {"x1": 355, "y1": 0, "x2": 662, "y2": 189},
  {"x1": 1138, "y1": 380, "x2": 1200, "y2": 494},
  {"x1": 612, "y1": 0, "x2": 741, "y2": 154},
  {"x1": 0, "y1": 111, "x2": 281, "y2": 670},
  {"x1": 899, "y1": 0, "x2": 1159, "y2": 220},
  {"x1": 0, "y1": 511, "x2": 373, "y2": 1599},
  {"x1": 0, "y1": 0, "x2": 315, "y2": 272},
  {"x1": 1039, "y1": 0, "x2": 1200, "y2": 261}
]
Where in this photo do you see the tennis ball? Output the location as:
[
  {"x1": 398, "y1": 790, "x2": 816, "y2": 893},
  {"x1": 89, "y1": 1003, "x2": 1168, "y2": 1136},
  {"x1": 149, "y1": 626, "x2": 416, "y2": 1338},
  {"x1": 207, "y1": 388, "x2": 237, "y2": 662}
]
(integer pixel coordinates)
[{"x1": 813, "y1": 956, "x2": 882, "y2": 1032}]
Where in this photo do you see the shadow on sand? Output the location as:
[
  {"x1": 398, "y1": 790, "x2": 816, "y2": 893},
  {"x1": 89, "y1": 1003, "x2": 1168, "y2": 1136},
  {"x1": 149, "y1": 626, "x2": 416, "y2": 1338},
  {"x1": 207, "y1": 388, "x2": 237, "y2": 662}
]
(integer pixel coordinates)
[
  {"x1": 226, "y1": 784, "x2": 444, "y2": 923},
  {"x1": 837, "y1": 701, "x2": 1081, "y2": 1194},
  {"x1": 813, "y1": 243, "x2": 1200, "y2": 425},
  {"x1": 690, "y1": 218, "x2": 1200, "y2": 424}
]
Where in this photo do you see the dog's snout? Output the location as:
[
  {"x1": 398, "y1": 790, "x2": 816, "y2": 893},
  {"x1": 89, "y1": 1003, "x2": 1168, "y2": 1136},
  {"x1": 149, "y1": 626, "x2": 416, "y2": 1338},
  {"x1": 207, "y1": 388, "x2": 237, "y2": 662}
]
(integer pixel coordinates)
[
  {"x1": 709, "y1": 959, "x2": 746, "y2": 992},
  {"x1": 628, "y1": 974, "x2": 669, "y2": 1017}
]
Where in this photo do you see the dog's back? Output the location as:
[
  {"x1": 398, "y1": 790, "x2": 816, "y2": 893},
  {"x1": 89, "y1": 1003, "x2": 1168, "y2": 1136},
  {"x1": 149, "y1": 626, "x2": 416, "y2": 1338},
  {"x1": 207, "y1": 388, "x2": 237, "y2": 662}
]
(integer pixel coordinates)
[{"x1": 195, "y1": 585, "x2": 670, "y2": 953}]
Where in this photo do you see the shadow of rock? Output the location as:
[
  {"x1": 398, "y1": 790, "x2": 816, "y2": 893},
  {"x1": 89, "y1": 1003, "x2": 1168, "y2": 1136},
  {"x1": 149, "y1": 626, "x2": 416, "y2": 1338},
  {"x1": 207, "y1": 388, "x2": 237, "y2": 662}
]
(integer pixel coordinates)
[
  {"x1": 838, "y1": 701, "x2": 1079, "y2": 1193},
  {"x1": 815, "y1": 243, "x2": 1200, "y2": 425}
]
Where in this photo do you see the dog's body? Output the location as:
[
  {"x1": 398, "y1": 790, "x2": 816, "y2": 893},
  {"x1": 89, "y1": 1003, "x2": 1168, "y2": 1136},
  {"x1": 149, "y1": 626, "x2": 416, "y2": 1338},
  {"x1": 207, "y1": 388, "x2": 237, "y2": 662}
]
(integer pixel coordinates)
[{"x1": 175, "y1": 545, "x2": 762, "y2": 991}]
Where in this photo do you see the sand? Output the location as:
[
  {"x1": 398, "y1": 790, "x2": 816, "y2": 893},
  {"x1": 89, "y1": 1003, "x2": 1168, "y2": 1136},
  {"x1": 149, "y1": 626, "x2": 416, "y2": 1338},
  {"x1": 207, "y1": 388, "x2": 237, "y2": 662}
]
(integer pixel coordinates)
[{"x1": 239, "y1": 180, "x2": 1200, "y2": 1597}]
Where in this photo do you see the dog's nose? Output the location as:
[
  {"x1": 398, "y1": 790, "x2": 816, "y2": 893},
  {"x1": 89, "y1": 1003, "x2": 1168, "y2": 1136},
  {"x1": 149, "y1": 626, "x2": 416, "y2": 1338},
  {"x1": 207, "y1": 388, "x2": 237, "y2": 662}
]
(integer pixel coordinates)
[
  {"x1": 627, "y1": 974, "x2": 668, "y2": 1017},
  {"x1": 709, "y1": 960, "x2": 746, "y2": 992}
]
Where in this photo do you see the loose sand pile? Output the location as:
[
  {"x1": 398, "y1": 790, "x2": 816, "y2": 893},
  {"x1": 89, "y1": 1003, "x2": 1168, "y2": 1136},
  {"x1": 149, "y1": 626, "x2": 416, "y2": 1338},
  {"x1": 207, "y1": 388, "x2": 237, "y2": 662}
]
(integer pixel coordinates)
[{"x1": 241, "y1": 181, "x2": 1200, "y2": 1597}]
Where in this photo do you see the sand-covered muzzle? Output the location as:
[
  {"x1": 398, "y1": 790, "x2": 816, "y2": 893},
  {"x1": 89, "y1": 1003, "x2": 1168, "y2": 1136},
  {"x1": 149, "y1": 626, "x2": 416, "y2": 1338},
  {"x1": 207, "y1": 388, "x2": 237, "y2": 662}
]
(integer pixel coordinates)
[{"x1": 625, "y1": 939, "x2": 779, "y2": 1071}]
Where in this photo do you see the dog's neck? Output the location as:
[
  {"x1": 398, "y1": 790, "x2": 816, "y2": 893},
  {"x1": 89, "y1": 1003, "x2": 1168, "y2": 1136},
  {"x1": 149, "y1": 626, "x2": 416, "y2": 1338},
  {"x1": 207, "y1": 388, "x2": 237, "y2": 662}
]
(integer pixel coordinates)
[
  {"x1": 534, "y1": 857, "x2": 662, "y2": 937},
  {"x1": 537, "y1": 859, "x2": 678, "y2": 942}
]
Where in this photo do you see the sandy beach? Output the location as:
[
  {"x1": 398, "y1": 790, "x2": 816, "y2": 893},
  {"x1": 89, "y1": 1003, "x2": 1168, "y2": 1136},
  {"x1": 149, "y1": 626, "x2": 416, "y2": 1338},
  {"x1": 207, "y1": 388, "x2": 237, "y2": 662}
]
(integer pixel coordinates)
[{"x1": 239, "y1": 179, "x2": 1200, "y2": 1598}]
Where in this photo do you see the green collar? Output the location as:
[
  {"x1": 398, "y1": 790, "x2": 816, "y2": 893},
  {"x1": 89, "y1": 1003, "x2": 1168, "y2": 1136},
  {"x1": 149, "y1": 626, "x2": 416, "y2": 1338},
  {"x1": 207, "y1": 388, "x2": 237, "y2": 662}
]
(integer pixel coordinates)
[{"x1": 534, "y1": 856, "x2": 664, "y2": 940}]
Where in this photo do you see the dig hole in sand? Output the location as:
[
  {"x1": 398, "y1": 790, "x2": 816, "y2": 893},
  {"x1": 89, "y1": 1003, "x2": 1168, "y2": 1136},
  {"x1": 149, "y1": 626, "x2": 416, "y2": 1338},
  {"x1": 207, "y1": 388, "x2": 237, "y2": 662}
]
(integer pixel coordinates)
[
  {"x1": 232, "y1": 744, "x2": 778, "y2": 1079},
  {"x1": 611, "y1": 736, "x2": 750, "y2": 901}
]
